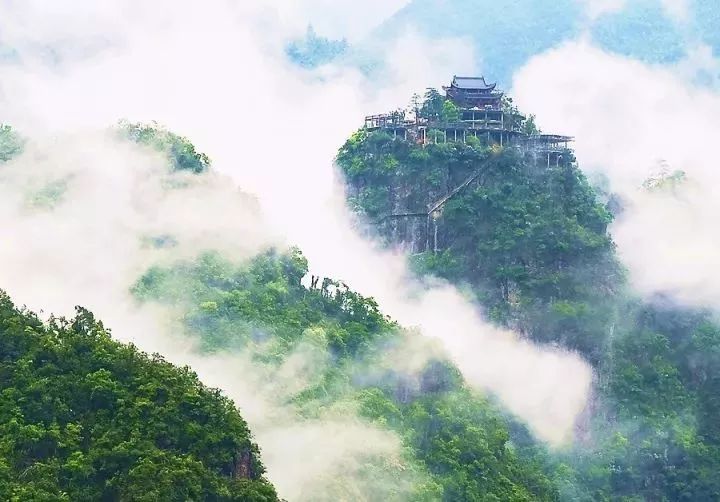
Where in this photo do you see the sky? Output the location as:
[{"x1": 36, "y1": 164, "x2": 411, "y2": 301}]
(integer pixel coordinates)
[
  {"x1": 1, "y1": 0, "x2": 720, "y2": 498},
  {"x1": 580, "y1": 0, "x2": 689, "y2": 19},
  {"x1": 0, "y1": 1, "x2": 589, "y2": 498},
  {"x1": 275, "y1": 0, "x2": 412, "y2": 40}
]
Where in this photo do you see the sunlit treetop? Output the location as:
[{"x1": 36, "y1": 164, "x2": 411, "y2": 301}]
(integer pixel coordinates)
[{"x1": 118, "y1": 120, "x2": 211, "y2": 174}]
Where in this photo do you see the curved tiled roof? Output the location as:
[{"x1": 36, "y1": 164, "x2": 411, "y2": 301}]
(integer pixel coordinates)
[{"x1": 451, "y1": 76, "x2": 497, "y2": 91}]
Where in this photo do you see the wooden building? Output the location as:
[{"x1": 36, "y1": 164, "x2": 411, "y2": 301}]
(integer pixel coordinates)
[
  {"x1": 363, "y1": 75, "x2": 573, "y2": 166},
  {"x1": 443, "y1": 76, "x2": 503, "y2": 109}
]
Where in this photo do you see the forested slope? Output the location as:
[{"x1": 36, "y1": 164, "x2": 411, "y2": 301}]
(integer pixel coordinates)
[
  {"x1": 0, "y1": 121, "x2": 560, "y2": 500},
  {"x1": 4, "y1": 109, "x2": 720, "y2": 500},
  {"x1": 134, "y1": 249, "x2": 561, "y2": 501},
  {"x1": 0, "y1": 292, "x2": 278, "y2": 501},
  {"x1": 337, "y1": 94, "x2": 720, "y2": 500}
]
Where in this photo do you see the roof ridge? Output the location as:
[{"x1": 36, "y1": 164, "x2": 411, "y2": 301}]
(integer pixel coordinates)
[{"x1": 450, "y1": 75, "x2": 497, "y2": 90}]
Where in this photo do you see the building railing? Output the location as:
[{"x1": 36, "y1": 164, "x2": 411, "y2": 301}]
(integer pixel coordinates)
[
  {"x1": 364, "y1": 120, "x2": 523, "y2": 132},
  {"x1": 362, "y1": 116, "x2": 574, "y2": 153}
]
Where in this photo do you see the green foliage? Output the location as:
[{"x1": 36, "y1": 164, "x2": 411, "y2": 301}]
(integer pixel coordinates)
[
  {"x1": 285, "y1": 25, "x2": 348, "y2": 69},
  {"x1": 338, "y1": 124, "x2": 720, "y2": 501},
  {"x1": 441, "y1": 100, "x2": 460, "y2": 122},
  {"x1": 133, "y1": 248, "x2": 560, "y2": 500},
  {"x1": 419, "y1": 89, "x2": 445, "y2": 121},
  {"x1": 557, "y1": 302, "x2": 720, "y2": 502},
  {"x1": 0, "y1": 292, "x2": 277, "y2": 501},
  {"x1": 118, "y1": 120, "x2": 211, "y2": 173},
  {"x1": 359, "y1": 386, "x2": 558, "y2": 502},
  {"x1": 133, "y1": 248, "x2": 391, "y2": 358},
  {"x1": 339, "y1": 130, "x2": 619, "y2": 362},
  {"x1": 0, "y1": 124, "x2": 23, "y2": 162},
  {"x1": 642, "y1": 167, "x2": 687, "y2": 192},
  {"x1": 26, "y1": 179, "x2": 69, "y2": 210},
  {"x1": 521, "y1": 114, "x2": 539, "y2": 135},
  {"x1": 418, "y1": 88, "x2": 503, "y2": 125}
]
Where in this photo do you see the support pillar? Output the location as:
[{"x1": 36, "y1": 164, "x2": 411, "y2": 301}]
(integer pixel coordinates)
[{"x1": 425, "y1": 216, "x2": 431, "y2": 252}]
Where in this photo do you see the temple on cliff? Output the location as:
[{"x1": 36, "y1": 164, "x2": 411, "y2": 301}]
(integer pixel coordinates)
[
  {"x1": 444, "y1": 76, "x2": 502, "y2": 108},
  {"x1": 364, "y1": 75, "x2": 573, "y2": 167}
]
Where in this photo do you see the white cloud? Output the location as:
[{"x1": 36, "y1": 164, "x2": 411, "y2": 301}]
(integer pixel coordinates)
[
  {"x1": 0, "y1": 131, "x2": 431, "y2": 500},
  {"x1": 660, "y1": 0, "x2": 690, "y2": 22},
  {"x1": 576, "y1": 0, "x2": 690, "y2": 23},
  {"x1": 512, "y1": 41, "x2": 720, "y2": 309},
  {"x1": 576, "y1": 0, "x2": 627, "y2": 20},
  {"x1": 0, "y1": 7, "x2": 593, "y2": 496},
  {"x1": 273, "y1": 0, "x2": 411, "y2": 41}
]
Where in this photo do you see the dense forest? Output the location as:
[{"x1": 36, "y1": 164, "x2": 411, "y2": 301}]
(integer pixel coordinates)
[
  {"x1": 337, "y1": 90, "x2": 720, "y2": 501},
  {"x1": 0, "y1": 292, "x2": 278, "y2": 501},
  {"x1": 133, "y1": 249, "x2": 561, "y2": 501},
  {"x1": 3, "y1": 0, "x2": 720, "y2": 499},
  {"x1": 3, "y1": 90, "x2": 720, "y2": 500},
  {"x1": 0, "y1": 123, "x2": 279, "y2": 501},
  {"x1": 0, "y1": 121, "x2": 560, "y2": 500}
]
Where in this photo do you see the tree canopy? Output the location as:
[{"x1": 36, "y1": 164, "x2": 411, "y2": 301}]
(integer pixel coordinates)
[
  {"x1": 133, "y1": 248, "x2": 561, "y2": 501},
  {"x1": 338, "y1": 123, "x2": 720, "y2": 501},
  {"x1": 0, "y1": 124, "x2": 23, "y2": 163},
  {"x1": 0, "y1": 292, "x2": 278, "y2": 501},
  {"x1": 118, "y1": 121, "x2": 211, "y2": 173}
]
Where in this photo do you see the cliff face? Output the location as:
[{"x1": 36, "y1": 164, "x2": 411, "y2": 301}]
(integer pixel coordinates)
[
  {"x1": 343, "y1": 154, "x2": 453, "y2": 255},
  {"x1": 338, "y1": 131, "x2": 621, "y2": 362},
  {"x1": 341, "y1": 132, "x2": 491, "y2": 252},
  {"x1": 336, "y1": 128, "x2": 720, "y2": 500}
]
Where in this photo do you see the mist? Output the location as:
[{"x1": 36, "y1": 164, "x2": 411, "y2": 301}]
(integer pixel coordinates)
[
  {"x1": 0, "y1": 131, "x2": 438, "y2": 500},
  {"x1": 0, "y1": 1, "x2": 597, "y2": 497},
  {"x1": 512, "y1": 41, "x2": 720, "y2": 311}
]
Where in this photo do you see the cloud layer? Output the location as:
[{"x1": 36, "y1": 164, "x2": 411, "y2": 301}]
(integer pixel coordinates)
[
  {"x1": 513, "y1": 41, "x2": 720, "y2": 308},
  {"x1": 0, "y1": 4, "x2": 597, "y2": 498}
]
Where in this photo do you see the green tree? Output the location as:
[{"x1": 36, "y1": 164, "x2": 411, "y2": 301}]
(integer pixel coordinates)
[
  {"x1": 133, "y1": 249, "x2": 560, "y2": 501},
  {"x1": 337, "y1": 93, "x2": 720, "y2": 501},
  {"x1": 0, "y1": 291, "x2": 278, "y2": 501},
  {"x1": 338, "y1": 129, "x2": 619, "y2": 362},
  {"x1": 0, "y1": 124, "x2": 23, "y2": 162},
  {"x1": 419, "y1": 89, "x2": 445, "y2": 121},
  {"x1": 441, "y1": 100, "x2": 460, "y2": 122},
  {"x1": 117, "y1": 120, "x2": 211, "y2": 173}
]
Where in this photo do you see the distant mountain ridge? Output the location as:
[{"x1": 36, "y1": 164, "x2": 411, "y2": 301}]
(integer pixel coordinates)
[{"x1": 290, "y1": 0, "x2": 719, "y2": 88}]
